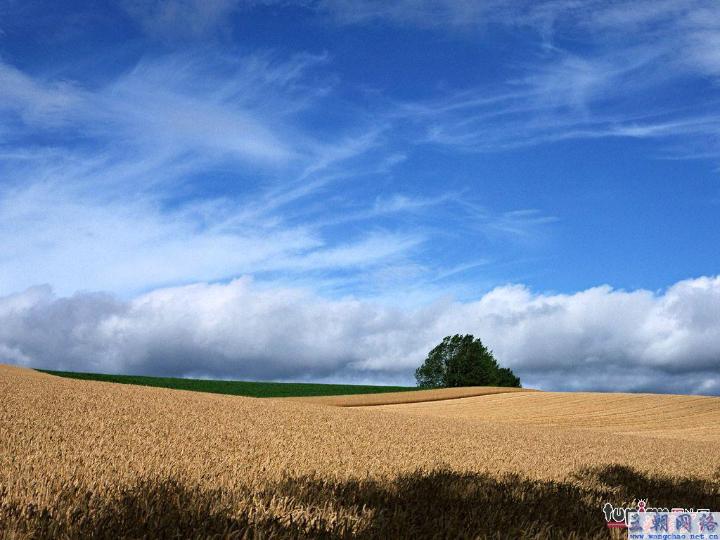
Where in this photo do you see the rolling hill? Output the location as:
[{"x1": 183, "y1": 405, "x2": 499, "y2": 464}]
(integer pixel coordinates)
[{"x1": 2, "y1": 364, "x2": 718, "y2": 538}]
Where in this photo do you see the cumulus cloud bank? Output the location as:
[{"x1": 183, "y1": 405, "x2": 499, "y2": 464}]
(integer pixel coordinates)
[{"x1": 2, "y1": 275, "x2": 719, "y2": 394}]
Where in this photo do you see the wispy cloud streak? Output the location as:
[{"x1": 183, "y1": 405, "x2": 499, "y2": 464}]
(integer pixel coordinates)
[
  {"x1": 323, "y1": 0, "x2": 720, "y2": 156},
  {"x1": 0, "y1": 48, "x2": 549, "y2": 297}
]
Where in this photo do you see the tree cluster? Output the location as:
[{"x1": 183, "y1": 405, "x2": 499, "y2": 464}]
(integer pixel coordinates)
[{"x1": 415, "y1": 334, "x2": 521, "y2": 388}]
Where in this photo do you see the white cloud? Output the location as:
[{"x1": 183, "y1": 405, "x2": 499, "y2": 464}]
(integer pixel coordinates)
[
  {"x1": 319, "y1": 0, "x2": 507, "y2": 28},
  {"x1": 122, "y1": 0, "x2": 243, "y2": 38},
  {"x1": 396, "y1": 44, "x2": 717, "y2": 152},
  {"x1": 0, "y1": 52, "x2": 328, "y2": 166},
  {"x1": 0, "y1": 51, "x2": 438, "y2": 296},
  {"x1": 2, "y1": 275, "x2": 719, "y2": 394},
  {"x1": 0, "y1": 62, "x2": 84, "y2": 128},
  {"x1": 0, "y1": 50, "x2": 557, "y2": 298},
  {"x1": 324, "y1": 0, "x2": 720, "y2": 156},
  {"x1": 0, "y1": 178, "x2": 430, "y2": 296}
]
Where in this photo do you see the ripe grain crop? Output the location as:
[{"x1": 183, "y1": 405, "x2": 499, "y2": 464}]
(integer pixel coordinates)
[
  {"x1": 2, "y1": 364, "x2": 719, "y2": 538},
  {"x1": 288, "y1": 385, "x2": 532, "y2": 406},
  {"x1": 370, "y1": 391, "x2": 720, "y2": 442}
]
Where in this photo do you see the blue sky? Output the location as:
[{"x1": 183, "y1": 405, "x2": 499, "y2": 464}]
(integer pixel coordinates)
[{"x1": 1, "y1": 0, "x2": 719, "y2": 392}]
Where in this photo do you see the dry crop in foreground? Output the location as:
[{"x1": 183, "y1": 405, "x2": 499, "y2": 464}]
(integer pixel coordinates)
[{"x1": 1, "y1": 365, "x2": 719, "y2": 539}]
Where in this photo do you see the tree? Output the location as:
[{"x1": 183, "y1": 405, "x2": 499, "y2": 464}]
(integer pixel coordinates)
[
  {"x1": 495, "y1": 367, "x2": 521, "y2": 388},
  {"x1": 415, "y1": 334, "x2": 521, "y2": 388}
]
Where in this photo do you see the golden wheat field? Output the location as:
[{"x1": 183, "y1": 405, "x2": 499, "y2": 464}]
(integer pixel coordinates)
[
  {"x1": 369, "y1": 391, "x2": 720, "y2": 442},
  {"x1": 287, "y1": 384, "x2": 532, "y2": 406},
  {"x1": 2, "y1": 364, "x2": 719, "y2": 539}
]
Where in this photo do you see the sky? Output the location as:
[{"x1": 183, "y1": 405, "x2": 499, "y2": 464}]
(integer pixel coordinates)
[{"x1": 0, "y1": 0, "x2": 719, "y2": 393}]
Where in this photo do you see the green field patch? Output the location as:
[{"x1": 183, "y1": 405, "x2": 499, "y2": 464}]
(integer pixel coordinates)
[{"x1": 38, "y1": 369, "x2": 417, "y2": 398}]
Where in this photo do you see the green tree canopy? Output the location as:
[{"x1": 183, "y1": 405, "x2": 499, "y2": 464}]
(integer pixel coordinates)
[{"x1": 415, "y1": 334, "x2": 521, "y2": 388}]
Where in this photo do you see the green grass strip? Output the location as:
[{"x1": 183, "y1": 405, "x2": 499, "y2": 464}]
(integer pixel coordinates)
[{"x1": 38, "y1": 369, "x2": 417, "y2": 398}]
